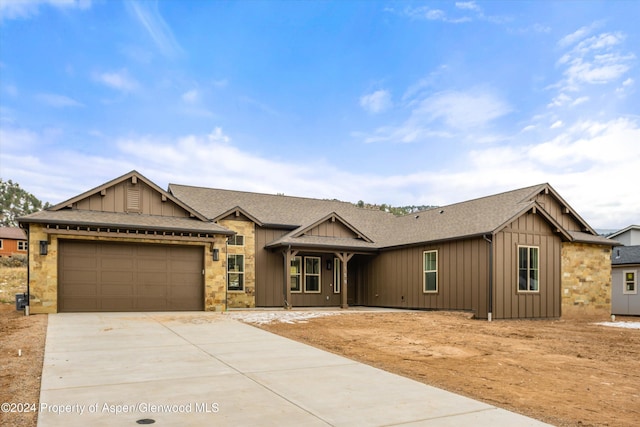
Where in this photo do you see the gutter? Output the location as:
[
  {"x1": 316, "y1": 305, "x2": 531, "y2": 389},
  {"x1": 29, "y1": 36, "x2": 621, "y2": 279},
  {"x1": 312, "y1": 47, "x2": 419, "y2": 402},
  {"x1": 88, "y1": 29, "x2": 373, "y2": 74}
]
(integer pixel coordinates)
[{"x1": 483, "y1": 234, "x2": 493, "y2": 322}]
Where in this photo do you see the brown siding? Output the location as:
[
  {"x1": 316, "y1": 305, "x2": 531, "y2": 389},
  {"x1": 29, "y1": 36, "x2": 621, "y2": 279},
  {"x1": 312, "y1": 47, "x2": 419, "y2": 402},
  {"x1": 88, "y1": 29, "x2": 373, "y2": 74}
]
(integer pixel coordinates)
[
  {"x1": 304, "y1": 220, "x2": 357, "y2": 238},
  {"x1": 74, "y1": 181, "x2": 190, "y2": 217},
  {"x1": 534, "y1": 193, "x2": 583, "y2": 231},
  {"x1": 362, "y1": 238, "x2": 489, "y2": 317},
  {"x1": 255, "y1": 227, "x2": 287, "y2": 306},
  {"x1": 493, "y1": 212, "x2": 562, "y2": 319}
]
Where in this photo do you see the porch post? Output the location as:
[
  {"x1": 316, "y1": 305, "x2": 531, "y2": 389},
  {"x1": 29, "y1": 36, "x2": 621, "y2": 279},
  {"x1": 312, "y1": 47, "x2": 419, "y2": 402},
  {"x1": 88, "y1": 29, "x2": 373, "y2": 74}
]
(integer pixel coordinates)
[
  {"x1": 336, "y1": 252, "x2": 354, "y2": 309},
  {"x1": 282, "y1": 248, "x2": 298, "y2": 310}
]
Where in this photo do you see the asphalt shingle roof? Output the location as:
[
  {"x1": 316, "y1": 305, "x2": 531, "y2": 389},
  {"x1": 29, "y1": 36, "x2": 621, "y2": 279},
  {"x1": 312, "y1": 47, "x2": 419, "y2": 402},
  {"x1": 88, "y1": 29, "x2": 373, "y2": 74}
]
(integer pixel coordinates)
[
  {"x1": 612, "y1": 245, "x2": 640, "y2": 265},
  {"x1": 19, "y1": 210, "x2": 232, "y2": 235},
  {"x1": 0, "y1": 227, "x2": 27, "y2": 240},
  {"x1": 169, "y1": 183, "x2": 561, "y2": 249}
]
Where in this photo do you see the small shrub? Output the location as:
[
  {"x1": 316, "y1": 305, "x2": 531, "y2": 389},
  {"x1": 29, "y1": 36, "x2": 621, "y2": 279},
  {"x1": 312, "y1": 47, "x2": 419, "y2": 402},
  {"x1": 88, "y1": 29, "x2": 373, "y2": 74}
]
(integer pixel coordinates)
[{"x1": 0, "y1": 254, "x2": 27, "y2": 268}]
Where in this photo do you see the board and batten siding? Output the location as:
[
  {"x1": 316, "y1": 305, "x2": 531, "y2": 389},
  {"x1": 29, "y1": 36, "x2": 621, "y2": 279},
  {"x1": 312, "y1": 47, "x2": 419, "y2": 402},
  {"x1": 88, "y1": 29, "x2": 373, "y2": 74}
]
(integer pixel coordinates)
[
  {"x1": 534, "y1": 193, "x2": 583, "y2": 232},
  {"x1": 493, "y1": 212, "x2": 562, "y2": 319},
  {"x1": 303, "y1": 220, "x2": 358, "y2": 238},
  {"x1": 255, "y1": 226, "x2": 288, "y2": 306},
  {"x1": 361, "y1": 237, "x2": 490, "y2": 318},
  {"x1": 74, "y1": 180, "x2": 190, "y2": 217}
]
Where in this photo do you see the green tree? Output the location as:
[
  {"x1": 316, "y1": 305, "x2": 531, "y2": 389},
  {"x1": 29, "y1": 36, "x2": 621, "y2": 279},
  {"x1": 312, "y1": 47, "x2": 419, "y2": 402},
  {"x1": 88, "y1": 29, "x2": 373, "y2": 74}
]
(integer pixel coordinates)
[{"x1": 0, "y1": 179, "x2": 50, "y2": 226}]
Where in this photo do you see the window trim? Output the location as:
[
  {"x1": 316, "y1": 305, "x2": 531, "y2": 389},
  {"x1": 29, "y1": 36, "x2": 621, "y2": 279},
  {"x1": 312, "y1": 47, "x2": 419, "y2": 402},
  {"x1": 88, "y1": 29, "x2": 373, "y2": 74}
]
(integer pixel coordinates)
[
  {"x1": 623, "y1": 270, "x2": 637, "y2": 295},
  {"x1": 517, "y1": 245, "x2": 540, "y2": 293},
  {"x1": 290, "y1": 256, "x2": 302, "y2": 293},
  {"x1": 228, "y1": 235, "x2": 245, "y2": 246},
  {"x1": 304, "y1": 256, "x2": 322, "y2": 293},
  {"x1": 17, "y1": 241, "x2": 28, "y2": 251},
  {"x1": 0, "y1": 239, "x2": 3, "y2": 250},
  {"x1": 333, "y1": 257, "x2": 341, "y2": 294},
  {"x1": 227, "y1": 254, "x2": 245, "y2": 292},
  {"x1": 423, "y1": 250, "x2": 438, "y2": 293}
]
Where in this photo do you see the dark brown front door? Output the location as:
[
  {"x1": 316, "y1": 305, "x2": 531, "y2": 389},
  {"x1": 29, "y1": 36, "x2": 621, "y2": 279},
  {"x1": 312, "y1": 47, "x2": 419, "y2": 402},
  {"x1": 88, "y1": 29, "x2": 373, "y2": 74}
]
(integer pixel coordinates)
[{"x1": 58, "y1": 240, "x2": 203, "y2": 312}]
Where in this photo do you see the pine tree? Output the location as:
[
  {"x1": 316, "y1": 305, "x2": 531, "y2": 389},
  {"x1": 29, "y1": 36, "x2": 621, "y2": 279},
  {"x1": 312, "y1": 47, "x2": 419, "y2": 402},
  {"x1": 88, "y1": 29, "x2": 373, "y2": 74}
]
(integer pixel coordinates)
[{"x1": 0, "y1": 179, "x2": 51, "y2": 226}]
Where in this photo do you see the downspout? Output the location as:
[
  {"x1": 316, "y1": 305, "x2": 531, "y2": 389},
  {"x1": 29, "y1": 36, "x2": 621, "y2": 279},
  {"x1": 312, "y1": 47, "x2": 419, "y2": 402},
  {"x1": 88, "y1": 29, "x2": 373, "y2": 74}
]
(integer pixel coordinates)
[
  {"x1": 284, "y1": 245, "x2": 291, "y2": 309},
  {"x1": 225, "y1": 238, "x2": 228, "y2": 311},
  {"x1": 483, "y1": 234, "x2": 493, "y2": 322}
]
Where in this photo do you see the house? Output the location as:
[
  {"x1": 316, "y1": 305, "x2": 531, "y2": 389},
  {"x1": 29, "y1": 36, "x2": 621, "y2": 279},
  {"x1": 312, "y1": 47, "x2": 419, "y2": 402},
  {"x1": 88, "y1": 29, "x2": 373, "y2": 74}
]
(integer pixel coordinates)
[
  {"x1": 18, "y1": 170, "x2": 616, "y2": 319},
  {"x1": 607, "y1": 225, "x2": 640, "y2": 246},
  {"x1": 0, "y1": 227, "x2": 28, "y2": 257},
  {"x1": 611, "y1": 246, "x2": 640, "y2": 316}
]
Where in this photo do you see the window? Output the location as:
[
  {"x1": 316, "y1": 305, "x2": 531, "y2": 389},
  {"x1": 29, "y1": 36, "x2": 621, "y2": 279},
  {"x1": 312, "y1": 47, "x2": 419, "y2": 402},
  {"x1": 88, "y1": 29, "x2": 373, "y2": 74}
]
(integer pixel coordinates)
[
  {"x1": 227, "y1": 254, "x2": 244, "y2": 291},
  {"x1": 423, "y1": 250, "x2": 438, "y2": 293},
  {"x1": 333, "y1": 257, "x2": 341, "y2": 294},
  {"x1": 623, "y1": 270, "x2": 637, "y2": 295},
  {"x1": 518, "y1": 246, "x2": 539, "y2": 292},
  {"x1": 228, "y1": 235, "x2": 244, "y2": 246},
  {"x1": 18, "y1": 241, "x2": 28, "y2": 251},
  {"x1": 0, "y1": 240, "x2": 3, "y2": 249},
  {"x1": 290, "y1": 256, "x2": 302, "y2": 292},
  {"x1": 304, "y1": 257, "x2": 321, "y2": 293}
]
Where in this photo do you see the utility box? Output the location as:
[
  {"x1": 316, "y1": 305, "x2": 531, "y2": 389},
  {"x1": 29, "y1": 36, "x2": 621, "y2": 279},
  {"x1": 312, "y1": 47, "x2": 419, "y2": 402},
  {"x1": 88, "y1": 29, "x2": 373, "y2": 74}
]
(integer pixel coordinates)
[{"x1": 15, "y1": 293, "x2": 27, "y2": 310}]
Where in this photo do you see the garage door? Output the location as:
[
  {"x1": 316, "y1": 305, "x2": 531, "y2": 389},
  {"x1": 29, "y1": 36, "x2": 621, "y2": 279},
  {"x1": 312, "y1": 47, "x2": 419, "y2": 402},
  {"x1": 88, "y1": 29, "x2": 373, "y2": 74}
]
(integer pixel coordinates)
[{"x1": 58, "y1": 240, "x2": 203, "y2": 312}]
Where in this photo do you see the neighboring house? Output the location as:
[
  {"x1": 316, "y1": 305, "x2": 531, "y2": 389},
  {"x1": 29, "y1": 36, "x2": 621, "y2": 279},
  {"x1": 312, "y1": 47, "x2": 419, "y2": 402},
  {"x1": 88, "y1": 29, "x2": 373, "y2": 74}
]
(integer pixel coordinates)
[
  {"x1": 18, "y1": 171, "x2": 616, "y2": 319},
  {"x1": 607, "y1": 225, "x2": 640, "y2": 246},
  {"x1": 611, "y1": 246, "x2": 640, "y2": 316},
  {"x1": 0, "y1": 227, "x2": 28, "y2": 257}
]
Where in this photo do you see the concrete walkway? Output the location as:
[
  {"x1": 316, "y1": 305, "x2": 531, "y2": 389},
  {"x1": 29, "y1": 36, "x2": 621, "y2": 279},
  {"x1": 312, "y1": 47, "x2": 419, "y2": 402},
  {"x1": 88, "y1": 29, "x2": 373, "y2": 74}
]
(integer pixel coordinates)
[{"x1": 38, "y1": 312, "x2": 551, "y2": 426}]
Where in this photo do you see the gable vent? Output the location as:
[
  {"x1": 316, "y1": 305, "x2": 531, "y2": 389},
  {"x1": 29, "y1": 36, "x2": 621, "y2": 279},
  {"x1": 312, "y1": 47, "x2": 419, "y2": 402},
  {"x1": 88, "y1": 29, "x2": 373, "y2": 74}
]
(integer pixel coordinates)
[{"x1": 127, "y1": 187, "x2": 141, "y2": 212}]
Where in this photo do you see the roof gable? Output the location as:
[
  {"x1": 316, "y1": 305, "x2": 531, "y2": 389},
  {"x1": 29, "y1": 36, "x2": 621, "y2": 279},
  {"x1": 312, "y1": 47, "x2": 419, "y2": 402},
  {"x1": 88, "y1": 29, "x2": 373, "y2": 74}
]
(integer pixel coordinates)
[
  {"x1": 294, "y1": 212, "x2": 374, "y2": 243},
  {"x1": 0, "y1": 227, "x2": 27, "y2": 240},
  {"x1": 51, "y1": 171, "x2": 207, "y2": 221}
]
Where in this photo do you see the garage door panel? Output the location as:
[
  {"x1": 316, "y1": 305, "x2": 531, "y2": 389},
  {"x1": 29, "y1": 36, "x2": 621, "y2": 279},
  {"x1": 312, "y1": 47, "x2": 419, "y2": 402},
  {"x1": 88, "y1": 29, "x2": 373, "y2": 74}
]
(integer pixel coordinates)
[
  {"x1": 62, "y1": 283, "x2": 98, "y2": 297},
  {"x1": 59, "y1": 241, "x2": 203, "y2": 312}
]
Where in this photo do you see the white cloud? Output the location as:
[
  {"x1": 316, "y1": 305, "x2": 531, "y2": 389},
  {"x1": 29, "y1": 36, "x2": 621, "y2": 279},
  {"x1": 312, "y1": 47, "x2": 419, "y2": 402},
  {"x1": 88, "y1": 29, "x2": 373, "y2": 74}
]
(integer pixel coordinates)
[
  {"x1": 550, "y1": 120, "x2": 563, "y2": 129},
  {"x1": 356, "y1": 87, "x2": 511, "y2": 144},
  {"x1": 558, "y1": 23, "x2": 600, "y2": 48},
  {"x1": 556, "y1": 30, "x2": 634, "y2": 91},
  {"x1": 359, "y1": 90, "x2": 392, "y2": 114},
  {"x1": 455, "y1": 1, "x2": 480, "y2": 11},
  {"x1": 126, "y1": 0, "x2": 183, "y2": 58},
  {"x1": 181, "y1": 89, "x2": 199, "y2": 104},
  {"x1": 0, "y1": 0, "x2": 90, "y2": 21},
  {"x1": 3, "y1": 114, "x2": 639, "y2": 230},
  {"x1": 93, "y1": 69, "x2": 139, "y2": 92},
  {"x1": 36, "y1": 93, "x2": 83, "y2": 108}
]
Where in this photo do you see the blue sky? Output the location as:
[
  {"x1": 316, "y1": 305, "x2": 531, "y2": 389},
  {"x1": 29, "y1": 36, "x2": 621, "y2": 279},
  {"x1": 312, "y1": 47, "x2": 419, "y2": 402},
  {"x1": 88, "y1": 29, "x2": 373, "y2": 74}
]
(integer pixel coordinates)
[{"x1": 1, "y1": 0, "x2": 638, "y2": 229}]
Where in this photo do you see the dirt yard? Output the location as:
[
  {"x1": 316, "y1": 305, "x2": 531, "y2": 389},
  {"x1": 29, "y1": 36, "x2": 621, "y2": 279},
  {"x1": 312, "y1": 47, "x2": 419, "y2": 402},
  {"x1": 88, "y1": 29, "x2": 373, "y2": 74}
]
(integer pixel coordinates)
[
  {"x1": 0, "y1": 267, "x2": 47, "y2": 427},
  {"x1": 258, "y1": 310, "x2": 640, "y2": 427},
  {"x1": 1, "y1": 264, "x2": 639, "y2": 427}
]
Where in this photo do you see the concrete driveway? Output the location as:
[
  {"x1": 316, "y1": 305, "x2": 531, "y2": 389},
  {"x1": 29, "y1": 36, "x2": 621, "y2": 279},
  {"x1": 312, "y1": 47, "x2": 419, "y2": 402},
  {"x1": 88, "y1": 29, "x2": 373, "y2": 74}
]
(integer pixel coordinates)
[{"x1": 38, "y1": 312, "x2": 550, "y2": 426}]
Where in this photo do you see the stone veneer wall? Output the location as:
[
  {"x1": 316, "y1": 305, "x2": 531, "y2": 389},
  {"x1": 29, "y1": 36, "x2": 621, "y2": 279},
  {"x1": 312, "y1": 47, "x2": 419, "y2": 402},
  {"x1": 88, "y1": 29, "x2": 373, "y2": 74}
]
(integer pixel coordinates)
[
  {"x1": 27, "y1": 223, "x2": 229, "y2": 314},
  {"x1": 561, "y1": 242, "x2": 612, "y2": 316},
  {"x1": 219, "y1": 219, "x2": 256, "y2": 308}
]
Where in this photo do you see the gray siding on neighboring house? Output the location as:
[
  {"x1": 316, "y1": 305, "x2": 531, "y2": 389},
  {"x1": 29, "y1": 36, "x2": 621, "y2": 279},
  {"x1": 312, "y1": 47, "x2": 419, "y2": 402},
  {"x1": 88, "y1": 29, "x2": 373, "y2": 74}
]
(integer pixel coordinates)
[
  {"x1": 611, "y1": 265, "x2": 640, "y2": 315},
  {"x1": 493, "y1": 212, "x2": 562, "y2": 319}
]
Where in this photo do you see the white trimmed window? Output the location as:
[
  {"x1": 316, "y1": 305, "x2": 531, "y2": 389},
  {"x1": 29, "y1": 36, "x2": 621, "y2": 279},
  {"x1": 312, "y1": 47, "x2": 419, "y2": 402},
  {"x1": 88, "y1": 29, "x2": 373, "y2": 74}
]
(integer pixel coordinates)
[
  {"x1": 423, "y1": 250, "x2": 438, "y2": 293},
  {"x1": 518, "y1": 246, "x2": 539, "y2": 292},
  {"x1": 333, "y1": 257, "x2": 341, "y2": 294},
  {"x1": 623, "y1": 270, "x2": 637, "y2": 295},
  {"x1": 228, "y1": 235, "x2": 244, "y2": 246},
  {"x1": 0, "y1": 240, "x2": 3, "y2": 249},
  {"x1": 18, "y1": 241, "x2": 28, "y2": 251},
  {"x1": 290, "y1": 256, "x2": 302, "y2": 292},
  {"x1": 304, "y1": 257, "x2": 321, "y2": 293},
  {"x1": 227, "y1": 254, "x2": 244, "y2": 291}
]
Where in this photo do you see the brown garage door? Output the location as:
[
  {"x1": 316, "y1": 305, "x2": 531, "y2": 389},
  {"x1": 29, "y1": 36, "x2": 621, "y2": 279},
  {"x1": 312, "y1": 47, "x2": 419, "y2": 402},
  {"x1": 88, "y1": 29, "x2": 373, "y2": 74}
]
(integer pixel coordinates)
[{"x1": 58, "y1": 240, "x2": 203, "y2": 312}]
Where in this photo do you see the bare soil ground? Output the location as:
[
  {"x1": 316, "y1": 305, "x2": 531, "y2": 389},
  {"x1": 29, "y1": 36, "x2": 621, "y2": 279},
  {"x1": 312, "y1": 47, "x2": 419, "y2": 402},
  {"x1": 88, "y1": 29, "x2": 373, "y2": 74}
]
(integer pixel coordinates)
[
  {"x1": 259, "y1": 310, "x2": 640, "y2": 427},
  {"x1": 1, "y1": 265, "x2": 638, "y2": 427},
  {"x1": 1, "y1": 268, "x2": 47, "y2": 427}
]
